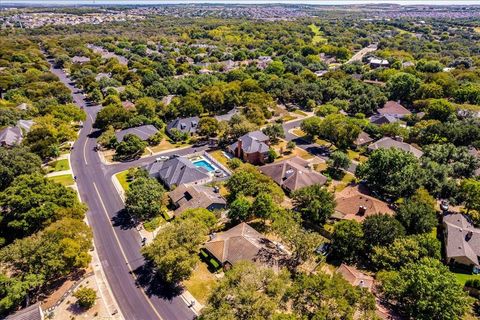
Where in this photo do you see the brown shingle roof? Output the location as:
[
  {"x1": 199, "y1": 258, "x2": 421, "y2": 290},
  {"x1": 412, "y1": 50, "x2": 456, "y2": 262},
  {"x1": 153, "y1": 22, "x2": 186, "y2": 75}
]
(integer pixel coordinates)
[
  {"x1": 204, "y1": 223, "x2": 273, "y2": 266},
  {"x1": 354, "y1": 131, "x2": 374, "y2": 146},
  {"x1": 336, "y1": 264, "x2": 374, "y2": 291},
  {"x1": 169, "y1": 184, "x2": 226, "y2": 215},
  {"x1": 333, "y1": 186, "x2": 394, "y2": 222},
  {"x1": 377, "y1": 101, "x2": 411, "y2": 116},
  {"x1": 259, "y1": 156, "x2": 327, "y2": 192}
]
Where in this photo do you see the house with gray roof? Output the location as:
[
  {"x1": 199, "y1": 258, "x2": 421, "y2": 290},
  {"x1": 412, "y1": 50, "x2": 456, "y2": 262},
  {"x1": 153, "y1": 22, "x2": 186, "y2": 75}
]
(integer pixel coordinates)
[
  {"x1": 5, "y1": 302, "x2": 44, "y2": 320},
  {"x1": 71, "y1": 56, "x2": 91, "y2": 64},
  {"x1": 369, "y1": 114, "x2": 399, "y2": 125},
  {"x1": 443, "y1": 214, "x2": 480, "y2": 269},
  {"x1": 115, "y1": 125, "x2": 158, "y2": 143},
  {"x1": 227, "y1": 131, "x2": 270, "y2": 165},
  {"x1": 17, "y1": 119, "x2": 34, "y2": 132},
  {"x1": 368, "y1": 137, "x2": 423, "y2": 158},
  {"x1": 166, "y1": 116, "x2": 200, "y2": 137},
  {"x1": 144, "y1": 157, "x2": 210, "y2": 189},
  {"x1": 0, "y1": 126, "x2": 23, "y2": 147}
]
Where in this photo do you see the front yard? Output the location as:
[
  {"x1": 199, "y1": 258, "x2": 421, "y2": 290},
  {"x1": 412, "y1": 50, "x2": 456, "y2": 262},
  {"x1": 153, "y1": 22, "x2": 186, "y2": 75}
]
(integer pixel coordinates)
[
  {"x1": 46, "y1": 159, "x2": 70, "y2": 173},
  {"x1": 115, "y1": 170, "x2": 130, "y2": 192},
  {"x1": 271, "y1": 140, "x2": 314, "y2": 161},
  {"x1": 183, "y1": 262, "x2": 217, "y2": 305},
  {"x1": 48, "y1": 174, "x2": 74, "y2": 186}
]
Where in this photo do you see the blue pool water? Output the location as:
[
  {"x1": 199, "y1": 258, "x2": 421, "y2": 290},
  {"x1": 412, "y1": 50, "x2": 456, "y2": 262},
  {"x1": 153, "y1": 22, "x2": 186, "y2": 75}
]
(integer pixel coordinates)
[{"x1": 193, "y1": 159, "x2": 216, "y2": 172}]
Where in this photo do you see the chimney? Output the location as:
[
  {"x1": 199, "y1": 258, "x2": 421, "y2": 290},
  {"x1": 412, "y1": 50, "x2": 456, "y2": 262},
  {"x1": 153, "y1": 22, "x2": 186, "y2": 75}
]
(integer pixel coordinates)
[
  {"x1": 357, "y1": 205, "x2": 367, "y2": 216},
  {"x1": 236, "y1": 138, "x2": 243, "y2": 158},
  {"x1": 213, "y1": 186, "x2": 220, "y2": 193},
  {"x1": 466, "y1": 231, "x2": 473, "y2": 242}
]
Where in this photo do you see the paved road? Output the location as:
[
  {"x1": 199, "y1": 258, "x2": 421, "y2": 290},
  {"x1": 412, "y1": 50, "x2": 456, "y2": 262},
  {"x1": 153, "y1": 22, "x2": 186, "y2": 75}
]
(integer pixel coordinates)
[
  {"x1": 346, "y1": 44, "x2": 378, "y2": 64},
  {"x1": 47, "y1": 60, "x2": 195, "y2": 320},
  {"x1": 282, "y1": 119, "x2": 358, "y2": 173}
]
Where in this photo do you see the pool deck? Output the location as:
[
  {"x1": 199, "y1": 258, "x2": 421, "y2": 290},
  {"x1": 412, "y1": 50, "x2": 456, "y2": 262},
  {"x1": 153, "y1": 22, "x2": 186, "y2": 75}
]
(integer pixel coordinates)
[{"x1": 190, "y1": 152, "x2": 231, "y2": 181}]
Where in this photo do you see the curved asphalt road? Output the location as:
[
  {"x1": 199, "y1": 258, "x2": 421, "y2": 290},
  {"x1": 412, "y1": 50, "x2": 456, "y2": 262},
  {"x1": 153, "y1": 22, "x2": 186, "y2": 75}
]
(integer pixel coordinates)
[{"x1": 47, "y1": 60, "x2": 195, "y2": 320}]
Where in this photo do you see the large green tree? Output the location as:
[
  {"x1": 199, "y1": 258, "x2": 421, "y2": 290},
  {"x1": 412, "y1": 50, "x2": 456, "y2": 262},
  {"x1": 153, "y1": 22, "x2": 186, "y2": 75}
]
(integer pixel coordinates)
[
  {"x1": 371, "y1": 233, "x2": 440, "y2": 271},
  {"x1": 0, "y1": 173, "x2": 82, "y2": 242},
  {"x1": 114, "y1": 134, "x2": 147, "y2": 161},
  {"x1": 387, "y1": 72, "x2": 421, "y2": 104},
  {"x1": 292, "y1": 184, "x2": 335, "y2": 226},
  {"x1": 331, "y1": 220, "x2": 364, "y2": 263},
  {"x1": 142, "y1": 216, "x2": 209, "y2": 284},
  {"x1": 0, "y1": 147, "x2": 42, "y2": 191},
  {"x1": 201, "y1": 262, "x2": 290, "y2": 320},
  {"x1": 396, "y1": 188, "x2": 437, "y2": 235},
  {"x1": 377, "y1": 258, "x2": 471, "y2": 320},
  {"x1": 362, "y1": 214, "x2": 405, "y2": 253},
  {"x1": 125, "y1": 177, "x2": 165, "y2": 221},
  {"x1": 356, "y1": 148, "x2": 423, "y2": 199},
  {"x1": 289, "y1": 272, "x2": 377, "y2": 319}
]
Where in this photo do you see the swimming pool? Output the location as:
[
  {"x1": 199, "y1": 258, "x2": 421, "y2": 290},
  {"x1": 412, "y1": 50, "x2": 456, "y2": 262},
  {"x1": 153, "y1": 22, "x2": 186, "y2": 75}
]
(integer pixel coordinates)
[{"x1": 193, "y1": 159, "x2": 216, "y2": 172}]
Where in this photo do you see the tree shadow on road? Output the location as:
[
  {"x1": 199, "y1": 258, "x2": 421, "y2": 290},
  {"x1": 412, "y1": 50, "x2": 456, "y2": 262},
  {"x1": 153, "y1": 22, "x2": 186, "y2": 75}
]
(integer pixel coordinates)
[
  {"x1": 132, "y1": 262, "x2": 184, "y2": 300},
  {"x1": 111, "y1": 209, "x2": 137, "y2": 230}
]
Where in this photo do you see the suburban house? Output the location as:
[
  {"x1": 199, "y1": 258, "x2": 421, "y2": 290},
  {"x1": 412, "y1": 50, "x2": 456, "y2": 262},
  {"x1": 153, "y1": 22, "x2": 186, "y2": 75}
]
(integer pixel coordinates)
[
  {"x1": 368, "y1": 137, "x2": 423, "y2": 158},
  {"x1": 332, "y1": 186, "x2": 394, "y2": 222},
  {"x1": 369, "y1": 58, "x2": 389, "y2": 68},
  {"x1": 259, "y1": 156, "x2": 327, "y2": 193},
  {"x1": 145, "y1": 157, "x2": 210, "y2": 189},
  {"x1": 336, "y1": 264, "x2": 374, "y2": 291},
  {"x1": 228, "y1": 131, "x2": 269, "y2": 165},
  {"x1": 443, "y1": 214, "x2": 480, "y2": 270},
  {"x1": 203, "y1": 222, "x2": 285, "y2": 270},
  {"x1": 169, "y1": 184, "x2": 226, "y2": 216},
  {"x1": 353, "y1": 131, "x2": 374, "y2": 148},
  {"x1": 377, "y1": 101, "x2": 411, "y2": 119},
  {"x1": 369, "y1": 114, "x2": 399, "y2": 125},
  {"x1": 17, "y1": 119, "x2": 34, "y2": 132},
  {"x1": 95, "y1": 72, "x2": 110, "y2": 82},
  {"x1": 468, "y1": 147, "x2": 480, "y2": 176},
  {"x1": 336, "y1": 264, "x2": 400, "y2": 320},
  {"x1": 166, "y1": 116, "x2": 200, "y2": 136},
  {"x1": 0, "y1": 126, "x2": 23, "y2": 147},
  {"x1": 121, "y1": 100, "x2": 136, "y2": 110},
  {"x1": 115, "y1": 124, "x2": 159, "y2": 142},
  {"x1": 16, "y1": 102, "x2": 30, "y2": 111},
  {"x1": 71, "y1": 56, "x2": 90, "y2": 64},
  {"x1": 5, "y1": 302, "x2": 44, "y2": 320}
]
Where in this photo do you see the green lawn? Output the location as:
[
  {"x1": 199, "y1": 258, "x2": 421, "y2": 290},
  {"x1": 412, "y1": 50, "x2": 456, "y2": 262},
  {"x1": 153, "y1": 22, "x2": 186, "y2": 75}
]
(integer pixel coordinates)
[
  {"x1": 452, "y1": 272, "x2": 479, "y2": 285},
  {"x1": 46, "y1": 159, "x2": 70, "y2": 173},
  {"x1": 183, "y1": 262, "x2": 217, "y2": 305},
  {"x1": 115, "y1": 170, "x2": 130, "y2": 192},
  {"x1": 209, "y1": 150, "x2": 232, "y2": 168},
  {"x1": 346, "y1": 149, "x2": 368, "y2": 163},
  {"x1": 309, "y1": 23, "x2": 327, "y2": 45},
  {"x1": 48, "y1": 174, "x2": 74, "y2": 186},
  {"x1": 293, "y1": 110, "x2": 308, "y2": 117},
  {"x1": 143, "y1": 216, "x2": 165, "y2": 232}
]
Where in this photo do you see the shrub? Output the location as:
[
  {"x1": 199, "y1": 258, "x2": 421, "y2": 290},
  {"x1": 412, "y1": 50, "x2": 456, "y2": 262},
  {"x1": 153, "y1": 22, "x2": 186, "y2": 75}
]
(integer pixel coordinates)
[{"x1": 74, "y1": 287, "x2": 96, "y2": 309}]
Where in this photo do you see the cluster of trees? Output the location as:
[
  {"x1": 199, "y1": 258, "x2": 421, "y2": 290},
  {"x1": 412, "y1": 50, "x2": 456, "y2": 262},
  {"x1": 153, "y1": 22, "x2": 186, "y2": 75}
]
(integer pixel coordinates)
[
  {"x1": 0, "y1": 149, "x2": 92, "y2": 314},
  {"x1": 0, "y1": 39, "x2": 93, "y2": 315},
  {"x1": 142, "y1": 208, "x2": 216, "y2": 284},
  {"x1": 200, "y1": 261, "x2": 377, "y2": 320},
  {"x1": 0, "y1": 38, "x2": 85, "y2": 160}
]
